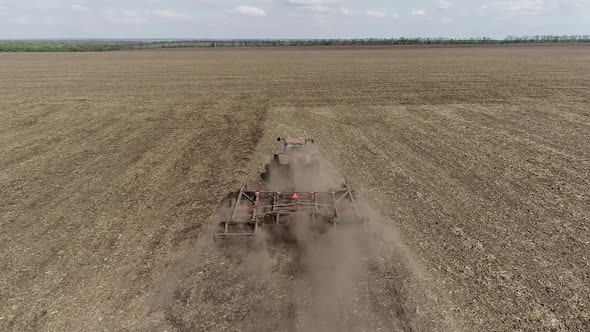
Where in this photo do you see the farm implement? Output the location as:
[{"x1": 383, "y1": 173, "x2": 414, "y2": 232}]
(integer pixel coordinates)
[
  {"x1": 214, "y1": 187, "x2": 363, "y2": 242},
  {"x1": 214, "y1": 137, "x2": 364, "y2": 243}
]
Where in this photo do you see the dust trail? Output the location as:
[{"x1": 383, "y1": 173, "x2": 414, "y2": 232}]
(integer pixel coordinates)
[
  {"x1": 257, "y1": 143, "x2": 456, "y2": 331},
  {"x1": 150, "y1": 142, "x2": 458, "y2": 331}
]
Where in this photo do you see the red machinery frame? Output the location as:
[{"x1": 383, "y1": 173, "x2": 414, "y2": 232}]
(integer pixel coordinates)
[{"x1": 214, "y1": 186, "x2": 364, "y2": 242}]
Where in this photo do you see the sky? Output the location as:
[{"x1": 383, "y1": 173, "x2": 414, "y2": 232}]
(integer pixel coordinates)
[{"x1": 0, "y1": 0, "x2": 588, "y2": 39}]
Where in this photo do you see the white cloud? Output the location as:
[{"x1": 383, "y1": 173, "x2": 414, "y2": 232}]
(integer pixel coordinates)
[
  {"x1": 411, "y1": 9, "x2": 426, "y2": 16},
  {"x1": 149, "y1": 9, "x2": 191, "y2": 20},
  {"x1": 106, "y1": 9, "x2": 147, "y2": 24},
  {"x1": 339, "y1": 8, "x2": 352, "y2": 16},
  {"x1": 8, "y1": 17, "x2": 33, "y2": 25},
  {"x1": 71, "y1": 4, "x2": 90, "y2": 12},
  {"x1": 306, "y1": 5, "x2": 330, "y2": 12},
  {"x1": 284, "y1": 0, "x2": 342, "y2": 14},
  {"x1": 366, "y1": 9, "x2": 386, "y2": 17},
  {"x1": 236, "y1": 5, "x2": 267, "y2": 17},
  {"x1": 504, "y1": 0, "x2": 546, "y2": 14},
  {"x1": 284, "y1": 0, "x2": 340, "y2": 5},
  {"x1": 436, "y1": 0, "x2": 455, "y2": 9},
  {"x1": 481, "y1": 0, "x2": 569, "y2": 16}
]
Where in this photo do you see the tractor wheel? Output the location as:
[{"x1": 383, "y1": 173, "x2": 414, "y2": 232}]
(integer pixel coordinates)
[{"x1": 260, "y1": 159, "x2": 279, "y2": 183}]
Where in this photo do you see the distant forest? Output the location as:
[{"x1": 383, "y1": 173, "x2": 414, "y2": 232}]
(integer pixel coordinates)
[{"x1": 1, "y1": 35, "x2": 589, "y2": 52}]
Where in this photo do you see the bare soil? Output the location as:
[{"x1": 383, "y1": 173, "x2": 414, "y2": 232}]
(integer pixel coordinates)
[{"x1": 0, "y1": 45, "x2": 589, "y2": 331}]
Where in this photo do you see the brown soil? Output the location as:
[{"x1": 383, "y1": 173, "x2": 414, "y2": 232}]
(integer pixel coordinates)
[{"x1": 0, "y1": 45, "x2": 589, "y2": 331}]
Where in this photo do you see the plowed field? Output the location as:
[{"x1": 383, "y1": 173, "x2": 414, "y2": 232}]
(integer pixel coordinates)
[{"x1": 1, "y1": 45, "x2": 589, "y2": 331}]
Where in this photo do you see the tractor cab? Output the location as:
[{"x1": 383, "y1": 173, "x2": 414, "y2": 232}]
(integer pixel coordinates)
[
  {"x1": 278, "y1": 137, "x2": 314, "y2": 153},
  {"x1": 276, "y1": 137, "x2": 315, "y2": 164},
  {"x1": 284, "y1": 138, "x2": 305, "y2": 153}
]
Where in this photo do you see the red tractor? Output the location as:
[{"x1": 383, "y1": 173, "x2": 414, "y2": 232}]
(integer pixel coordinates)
[{"x1": 261, "y1": 137, "x2": 319, "y2": 187}]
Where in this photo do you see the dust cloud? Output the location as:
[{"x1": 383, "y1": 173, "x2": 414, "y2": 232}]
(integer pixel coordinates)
[
  {"x1": 150, "y1": 144, "x2": 457, "y2": 331},
  {"x1": 241, "y1": 145, "x2": 455, "y2": 331}
]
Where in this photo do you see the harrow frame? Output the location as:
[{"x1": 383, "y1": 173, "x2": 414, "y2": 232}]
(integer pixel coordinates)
[{"x1": 214, "y1": 186, "x2": 364, "y2": 242}]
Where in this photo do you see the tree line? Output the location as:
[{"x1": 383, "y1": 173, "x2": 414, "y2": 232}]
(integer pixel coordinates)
[{"x1": 1, "y1": 35, "x2": 589, "y2": 52}]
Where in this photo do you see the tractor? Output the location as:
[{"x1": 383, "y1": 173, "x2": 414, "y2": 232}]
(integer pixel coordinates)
[
  {"x1": 261, "y1": 137, "x2": 319, "y2": 188},
  {"x1": 215, "y1": 138, "x2": 364, "y2": 243}
]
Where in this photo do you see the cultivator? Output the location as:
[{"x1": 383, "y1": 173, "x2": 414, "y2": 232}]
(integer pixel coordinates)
[
  {"x1": 214, "y1": 137, "x2": 364, "y2": 243},
  {"x1": 214, "y1": 186, "x2": 364, "y2": 242}
]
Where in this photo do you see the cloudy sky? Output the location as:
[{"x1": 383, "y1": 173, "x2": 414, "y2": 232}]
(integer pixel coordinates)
[{"x1": 0, "y1": 0, "x2": 588, "y2": 39}]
